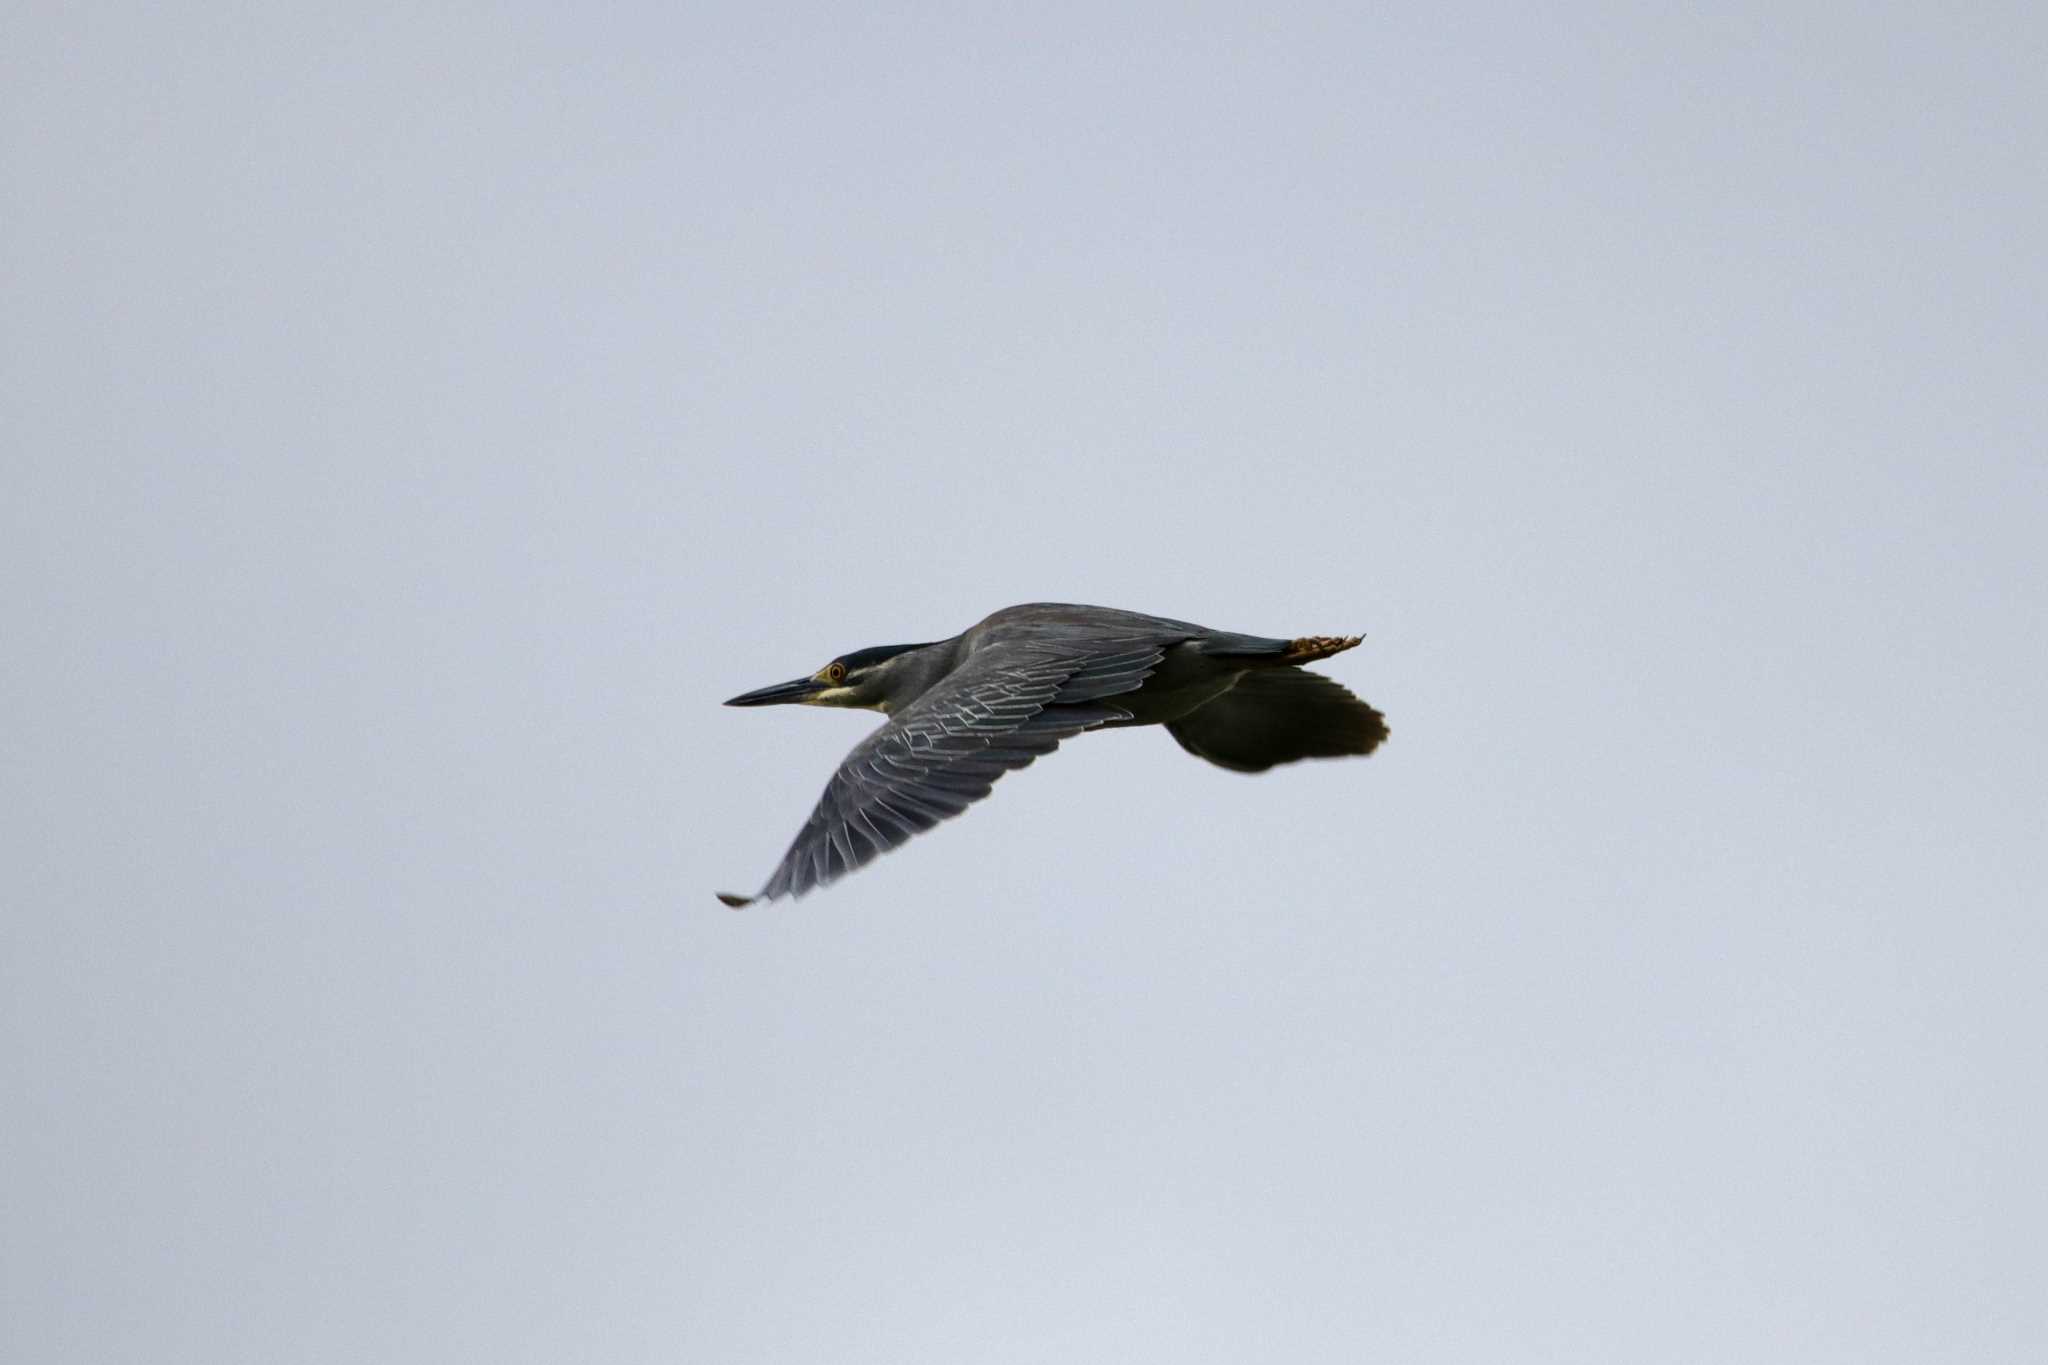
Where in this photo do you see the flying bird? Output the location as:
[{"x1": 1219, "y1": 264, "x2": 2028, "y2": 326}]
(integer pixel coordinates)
[{"x1": 717, "y1": 602, "x2": 1387, "y2": 906}]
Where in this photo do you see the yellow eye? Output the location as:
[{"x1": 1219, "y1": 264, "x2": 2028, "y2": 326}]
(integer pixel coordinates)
[{"x1": 825, "y1": 662, "x2": 847, "y2": 685}]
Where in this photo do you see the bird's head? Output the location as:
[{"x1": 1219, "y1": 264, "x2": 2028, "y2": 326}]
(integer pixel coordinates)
[{"x1": 723, "y1": 641, "x2": 936, "y2": 713}]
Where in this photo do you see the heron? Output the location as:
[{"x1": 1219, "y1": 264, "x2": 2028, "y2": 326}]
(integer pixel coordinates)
[{"x1": 717, "y1": 602, "x2": 1387, "y2": 906}]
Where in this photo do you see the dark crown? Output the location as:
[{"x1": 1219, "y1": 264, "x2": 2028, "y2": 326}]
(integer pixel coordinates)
[{"x1": 838, "y1": 641, "x2": 933, "y2": 673}]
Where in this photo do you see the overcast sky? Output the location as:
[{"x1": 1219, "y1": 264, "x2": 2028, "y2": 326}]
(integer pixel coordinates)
[{"x1": 5, "y1": 4, "x2": 2045, "y2": 1362}]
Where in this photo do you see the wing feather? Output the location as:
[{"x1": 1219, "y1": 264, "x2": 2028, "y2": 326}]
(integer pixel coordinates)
[{"x1": 719, "y1": 642, "x2": 1163, "y2": 906}]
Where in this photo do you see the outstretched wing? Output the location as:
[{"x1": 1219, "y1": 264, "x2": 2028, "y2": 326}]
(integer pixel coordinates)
[
  {"x1": 718, "y1": 641, "x2": 1163, "y2": 906},
  {"x1": 1165, "y1": 666, "x2": 1387, "y2": 773}
]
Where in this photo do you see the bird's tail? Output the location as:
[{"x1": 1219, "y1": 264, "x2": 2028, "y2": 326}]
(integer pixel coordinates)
[{"x1": 1193, "y1": 632, "x2": 1363, "y2": 665}]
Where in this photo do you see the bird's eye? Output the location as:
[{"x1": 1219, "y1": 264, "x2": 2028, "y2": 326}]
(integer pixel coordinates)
[{"x1": 825, "y1": 662, "x2": 847, "y2": 684}]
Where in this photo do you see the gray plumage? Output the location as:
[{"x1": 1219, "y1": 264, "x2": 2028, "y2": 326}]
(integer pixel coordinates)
[{"x1": 718, "y1": 603, "x2": 1387, "y2": 907}]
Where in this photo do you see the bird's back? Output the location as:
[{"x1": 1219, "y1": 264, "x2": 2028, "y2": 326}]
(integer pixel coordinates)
[
  {"x1": 966, "y1": 602, "x2": 1306, "y2": 664},
  {"x1": 964, "y1": 602, "x2": 1209, "y2": 652}
]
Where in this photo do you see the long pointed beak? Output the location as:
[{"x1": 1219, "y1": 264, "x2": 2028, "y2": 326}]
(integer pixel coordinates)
[{"x1": 724, "y1": 676, "x2": 826, "y2": 707}]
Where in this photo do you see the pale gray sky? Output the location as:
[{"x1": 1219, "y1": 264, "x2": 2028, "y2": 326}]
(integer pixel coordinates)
[{"x1": 4, "y1": 4, "x2": 2044, "y2": 1362}]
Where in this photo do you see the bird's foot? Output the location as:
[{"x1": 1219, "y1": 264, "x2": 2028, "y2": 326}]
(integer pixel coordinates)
[{"x1": 1280, "y1": 634, "x2": 1363, "y2": 664}]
